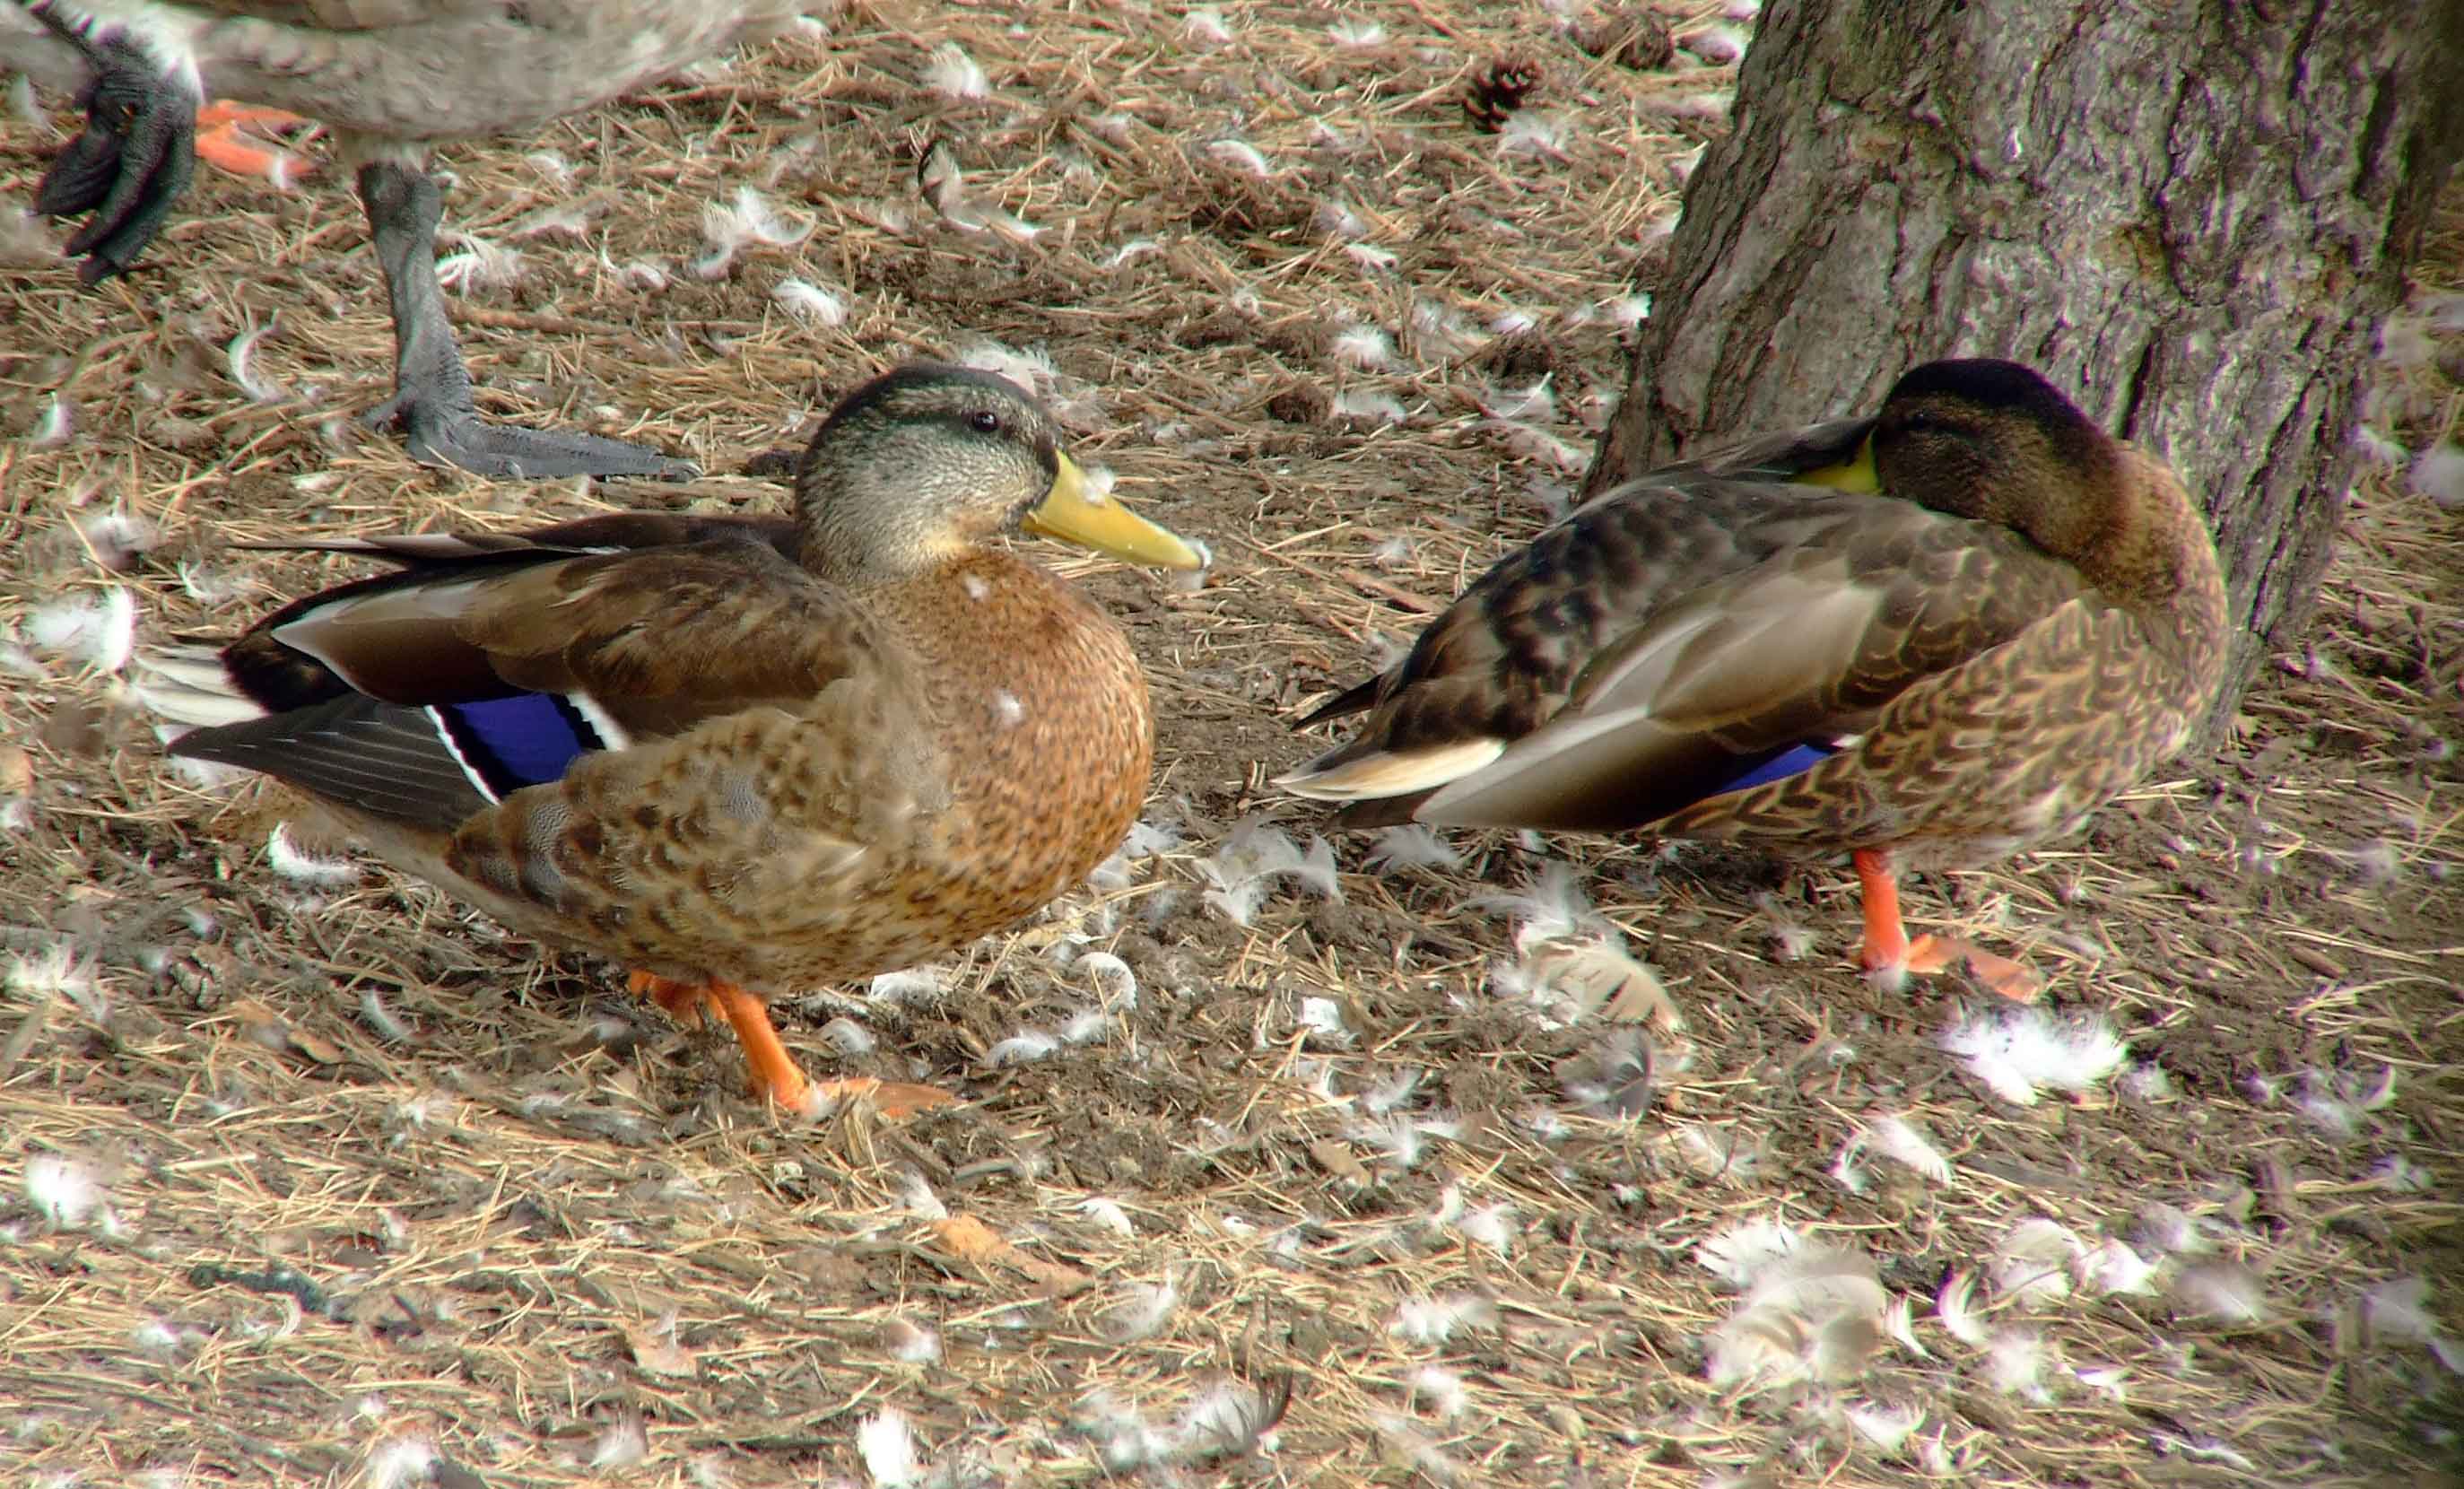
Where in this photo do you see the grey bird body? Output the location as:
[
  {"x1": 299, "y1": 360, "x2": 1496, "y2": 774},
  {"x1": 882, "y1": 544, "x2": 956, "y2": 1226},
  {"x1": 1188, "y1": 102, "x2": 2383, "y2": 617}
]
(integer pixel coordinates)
[
  {"x1": 6, "y1": 0, "x2": 816, "y2": 478},
  {"x1": 84, "y1": 3, "x2": 805, "y2": 155}
]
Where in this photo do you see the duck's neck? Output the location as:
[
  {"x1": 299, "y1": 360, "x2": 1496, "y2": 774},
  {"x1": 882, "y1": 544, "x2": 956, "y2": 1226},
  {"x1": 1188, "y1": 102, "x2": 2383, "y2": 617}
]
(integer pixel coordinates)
[{"x1": 2084, "y1": 447, "x2": 2230, "y2": 681}]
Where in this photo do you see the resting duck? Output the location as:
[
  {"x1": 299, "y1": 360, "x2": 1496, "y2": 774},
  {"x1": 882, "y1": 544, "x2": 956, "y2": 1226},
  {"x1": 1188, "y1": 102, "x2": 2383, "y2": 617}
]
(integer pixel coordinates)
[
  {"x1": 1280, "y1": 359, "x2": 2229, "y2": 1001},
  {"x1": 141, "y1": 363, "x2": 1208, "y2": 1115},
  {"x1": 10, "y1": 0, "x2": 817, "y2": 479}
]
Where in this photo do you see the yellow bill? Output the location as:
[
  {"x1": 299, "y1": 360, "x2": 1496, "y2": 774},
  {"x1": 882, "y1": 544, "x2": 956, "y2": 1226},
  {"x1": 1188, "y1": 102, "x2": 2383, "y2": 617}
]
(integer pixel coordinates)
[
  {"x1": 1023, "y1": 453, "x2": 1209, "y2": 570},
  {"x1": 1794, "y1": 437, "x2": 1882, "y2": 493}
]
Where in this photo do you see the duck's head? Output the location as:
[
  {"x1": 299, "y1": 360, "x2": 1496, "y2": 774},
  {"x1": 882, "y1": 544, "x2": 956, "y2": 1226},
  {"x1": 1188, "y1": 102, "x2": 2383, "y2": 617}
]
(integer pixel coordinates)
[
  {"x1": 1806, "y1": 358, "x2": 2129, "y2": 562},
  {"x1": 796, "y1": 362, "x2": 1206, "y2": 582}
]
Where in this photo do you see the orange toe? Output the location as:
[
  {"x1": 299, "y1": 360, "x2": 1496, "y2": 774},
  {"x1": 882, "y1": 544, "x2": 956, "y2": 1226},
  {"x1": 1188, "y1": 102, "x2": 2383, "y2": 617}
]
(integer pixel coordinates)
[
  {"x1": 196, "y1": 102, "x2": 314, "y2": 186},
  {"x1": 810, "y1": 1077, "x2": 959, "y2": 1119},
  {"x1": 931, "y1": 1214, "x2": 1008, "y2": 1262},
  {"x1": 1898, "y1": 932, "x2": 1959, "y2": 977},
  {"x1": 198, "y1": 102, "x2": 310, "y2": 130},
  {"x1": 1896, "y1": 935, "x2": 2047, "y2": 1002},
  {"x1": 1948, "y1": 942, "x2": 2044, "y2": 1003}
]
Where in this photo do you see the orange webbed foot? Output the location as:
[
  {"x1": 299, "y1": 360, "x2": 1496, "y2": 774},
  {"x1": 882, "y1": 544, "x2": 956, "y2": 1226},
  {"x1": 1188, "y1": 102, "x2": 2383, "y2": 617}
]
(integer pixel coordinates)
[
  {"x1": 1943, "y1": 941, "x2": 2044, "y2": 1003},
  {"x1": 196, "y1": 101, "x2": 315, "y2": 187},
  {"x1": 1866, "y1": 933, "x2": 2045, "y2": 1002},
  {"x1": 1851, "y1": 850, "x2": 2044, "y2": 1002},
  {"x1": 627, "y1": 971, "x2": 956, "y2": 1117}
]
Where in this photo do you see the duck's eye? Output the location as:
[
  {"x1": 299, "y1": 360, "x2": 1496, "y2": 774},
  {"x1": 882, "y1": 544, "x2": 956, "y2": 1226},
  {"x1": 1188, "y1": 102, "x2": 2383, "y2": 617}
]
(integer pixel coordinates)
[{"x1": 969, "y1": 410, "x2": 1003, "y2": 435}]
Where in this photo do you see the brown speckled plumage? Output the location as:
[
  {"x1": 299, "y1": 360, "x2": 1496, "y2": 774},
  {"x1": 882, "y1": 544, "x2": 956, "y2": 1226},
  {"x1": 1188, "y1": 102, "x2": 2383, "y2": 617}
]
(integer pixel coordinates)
[
  {"x1": 148, "y1": 363, "x2": 1202, "y2": 1110},
  {"x1": 429, "y1": 543, "x2": 1156, "y2": 990},
  {"x1": 1284, "y1": 359, "x2": 2228, "y2": 997}
]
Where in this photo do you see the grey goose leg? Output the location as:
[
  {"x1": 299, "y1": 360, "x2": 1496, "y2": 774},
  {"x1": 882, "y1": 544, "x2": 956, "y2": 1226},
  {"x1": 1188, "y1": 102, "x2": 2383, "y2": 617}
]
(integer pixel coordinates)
[{"x1": 354, "y1": 160, "x2": 696, "y2": 481}]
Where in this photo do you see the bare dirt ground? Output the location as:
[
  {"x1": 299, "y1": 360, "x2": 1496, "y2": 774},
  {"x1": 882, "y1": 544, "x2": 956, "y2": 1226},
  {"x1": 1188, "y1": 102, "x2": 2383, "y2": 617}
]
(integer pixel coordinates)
[{"x1": 2, "y1": 4, "x2": 2459, "y2": 1485}]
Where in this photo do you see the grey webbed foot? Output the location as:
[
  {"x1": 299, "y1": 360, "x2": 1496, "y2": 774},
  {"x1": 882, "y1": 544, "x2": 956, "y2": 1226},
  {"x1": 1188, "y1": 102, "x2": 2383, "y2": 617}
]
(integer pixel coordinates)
[
  {"x1": 362, "y1": 391, "x2": 701, "y2": 482},
  {"x1": 31, "y1": 27, "x2": 197, "y2": 283}
]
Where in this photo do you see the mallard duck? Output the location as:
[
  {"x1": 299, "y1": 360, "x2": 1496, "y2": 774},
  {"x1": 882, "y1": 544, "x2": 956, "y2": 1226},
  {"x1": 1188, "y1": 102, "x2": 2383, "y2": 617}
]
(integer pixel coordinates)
[
  {"x1": 11, "y1": 0, "x2": 820, "y2": 479},
  {"x1": 140, "y1": 362, "x2": 1208, "y2": 1114},
  {"x1": 1280, "y1": 359, "x2": 2229, "y2": 1000}
]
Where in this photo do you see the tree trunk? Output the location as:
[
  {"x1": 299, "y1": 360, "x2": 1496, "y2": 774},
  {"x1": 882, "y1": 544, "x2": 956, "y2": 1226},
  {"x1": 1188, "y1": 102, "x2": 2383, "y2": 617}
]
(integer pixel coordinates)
[{"x1": 1590, "y1": 0, "x2": 2464, "y2": 721}]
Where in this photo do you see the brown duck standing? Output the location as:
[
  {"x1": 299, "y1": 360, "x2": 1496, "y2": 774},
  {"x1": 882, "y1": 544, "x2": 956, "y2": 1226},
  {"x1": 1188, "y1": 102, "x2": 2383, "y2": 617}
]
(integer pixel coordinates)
[
  {"x1": 1280, "y1": 359, "x2": 2229, "y2": 1001},
  {"x1": 141, "y1": 363, "x2": 1208, "y2": 1114}
]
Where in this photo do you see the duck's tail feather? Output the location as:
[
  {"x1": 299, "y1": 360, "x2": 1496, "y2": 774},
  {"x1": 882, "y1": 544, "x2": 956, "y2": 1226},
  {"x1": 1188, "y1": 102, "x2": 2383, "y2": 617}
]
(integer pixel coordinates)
[
  {"x1": 1295, "y1": 672, "x2": 1387, "y2": 727},
  {"x1": 168, "y1": 693, "x2": 493, "y2": 832},
  {"x1": 131, "y1": 645, "x2": 266, "y2": 733}
]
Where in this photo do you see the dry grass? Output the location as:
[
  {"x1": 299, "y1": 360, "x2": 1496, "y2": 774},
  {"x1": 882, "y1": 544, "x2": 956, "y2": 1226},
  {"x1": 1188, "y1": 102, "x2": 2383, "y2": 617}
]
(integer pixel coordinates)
[{"x1": 3, "y1": 3, "x2": 2460, "y2": 1485}]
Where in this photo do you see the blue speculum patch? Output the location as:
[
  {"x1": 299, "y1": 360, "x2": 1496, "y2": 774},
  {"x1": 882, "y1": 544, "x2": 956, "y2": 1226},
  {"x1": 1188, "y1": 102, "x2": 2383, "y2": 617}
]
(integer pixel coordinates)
[
  {"x1": 1706, "y1": 742, "x2": 1834, "y2": 797},
  {"x1": 437, "y1": 692, "x2": 598, "y2": 797}
]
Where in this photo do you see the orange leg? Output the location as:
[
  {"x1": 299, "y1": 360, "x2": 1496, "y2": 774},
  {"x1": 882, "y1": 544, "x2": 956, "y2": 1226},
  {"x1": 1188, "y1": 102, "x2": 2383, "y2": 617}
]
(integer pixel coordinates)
[
  {"x1": 626, "y1": 970, "x2": 957, "y2": 1118},
  {"x1": 628, "y1": 967, "x2": 710, "y2": 1023},
  {"x1": 701, "y1": 980, "x2": 816, "y2": 1110},
  {"x1": 1852, "y1": 849, "x2": 2042, "y2": 1002},
  {"x1": 196, "y1": 101, "x2": 316, "y2": 186}
]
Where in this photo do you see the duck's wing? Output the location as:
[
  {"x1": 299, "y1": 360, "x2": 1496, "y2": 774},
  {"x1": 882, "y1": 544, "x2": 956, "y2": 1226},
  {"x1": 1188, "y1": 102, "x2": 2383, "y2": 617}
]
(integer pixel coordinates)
[
  {"x1": 237, "y1": 509, "x2": 798, "y2": 570},
  {"x1": 207, "y1": 513, "x2": 799, "y2": 707},
  {"x1": 1297, "y1": 416, "x2": 1880, "y2": 736},
  {"x1": 165, "y1": 529, "x2": 891, "y2": 833},
  {"x1": 1281, "y1": 477, "x2": 2093, "y2": 833},
  {"x1": 1620, "y1": 412, "x2": 1880, "y2": 486}
]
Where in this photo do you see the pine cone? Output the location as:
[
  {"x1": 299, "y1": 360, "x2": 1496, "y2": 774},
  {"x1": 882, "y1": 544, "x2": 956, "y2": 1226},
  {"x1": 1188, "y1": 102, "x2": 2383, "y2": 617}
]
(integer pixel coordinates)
[
  {"x1": 1572, "y1": 6, "x2": 1676, "y2": 71},
  {"x1": 1464, "y1": 57, "x2": 1543, "y2": 133}
]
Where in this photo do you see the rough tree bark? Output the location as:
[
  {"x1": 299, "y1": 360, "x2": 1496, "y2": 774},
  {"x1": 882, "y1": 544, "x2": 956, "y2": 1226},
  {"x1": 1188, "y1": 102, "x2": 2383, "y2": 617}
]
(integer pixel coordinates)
[{"x1": 1589, "y1": 0, "x2": 2464, "y2": 719}]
